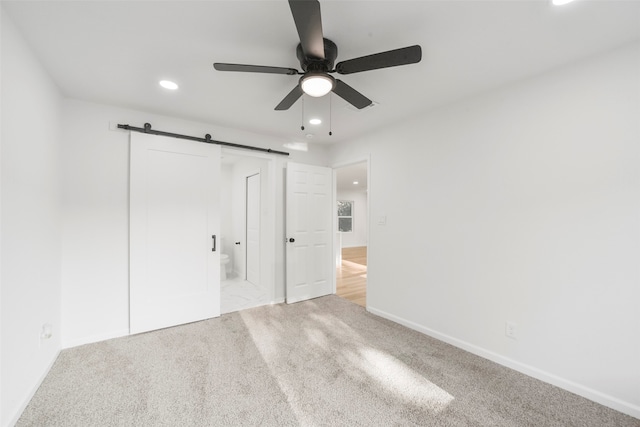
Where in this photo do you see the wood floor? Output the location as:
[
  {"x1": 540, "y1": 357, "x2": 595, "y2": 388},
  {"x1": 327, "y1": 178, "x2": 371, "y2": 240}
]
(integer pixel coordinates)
[{"x1": 336, "y1": 246, "x2": 367, "y2": 307}]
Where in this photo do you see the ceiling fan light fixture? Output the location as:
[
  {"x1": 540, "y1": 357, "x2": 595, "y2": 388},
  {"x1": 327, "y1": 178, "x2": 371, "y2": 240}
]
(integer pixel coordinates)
[{"x1": 300, "y1": 73, "x2": 335, "y2": 97}]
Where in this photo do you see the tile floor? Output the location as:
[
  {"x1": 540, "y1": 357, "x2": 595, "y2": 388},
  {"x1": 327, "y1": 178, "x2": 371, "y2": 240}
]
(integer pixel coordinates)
[{"x1": 220, "y1": 274, "x2": 270, "y2": 314}]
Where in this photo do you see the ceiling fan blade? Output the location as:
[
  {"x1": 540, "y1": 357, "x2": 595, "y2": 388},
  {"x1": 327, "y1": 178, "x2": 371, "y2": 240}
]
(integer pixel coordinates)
[
  {"x1": 335, "y1": 45, "x2": 422, "y2": 75},
  {"x1": 214, "y1": 63, "x2": 299, "y2": 75},
  {"x1": 275, "y1": 85, "x2": 304, "y2": 110},
  {"x1": 332, "y1": 80, "x2": 372, "y2": 110},
  {"x1": 288, "y1": 0, "x2": 325, "y2": 60}
]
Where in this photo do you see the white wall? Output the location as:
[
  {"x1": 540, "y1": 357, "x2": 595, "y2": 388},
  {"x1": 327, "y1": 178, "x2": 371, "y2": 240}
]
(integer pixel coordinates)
[
  {"x1": 336, "y1": 188, "x2": 367, "y2": 248},
  {"x1": 220, "y1": 163, "x2": 234, "y2": 257},
  {"x1": 1, "y1": 9, "x2": 62, "y2": 426},
  {"x1": 329, "y1": 42, "x2": 640, "y2": 418},
  {"x1": 60, "y1": 99, "x2": 329, "y2": 348}
]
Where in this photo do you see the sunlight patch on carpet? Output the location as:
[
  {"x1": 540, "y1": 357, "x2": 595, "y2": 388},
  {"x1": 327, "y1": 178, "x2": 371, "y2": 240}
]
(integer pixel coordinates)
[
  {"x1": 239, "y1": 301, "x2": 455, "y2": 424},
  {"x1": 355, "y1": 347, "x2": 454, "y2": 412}
]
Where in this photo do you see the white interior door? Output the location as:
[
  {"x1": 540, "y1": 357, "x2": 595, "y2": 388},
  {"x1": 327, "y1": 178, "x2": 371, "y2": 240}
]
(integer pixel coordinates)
[
  {"x1": 286, "y1": 162, "x2": 333, "y2": 303},
  {"x1": 130, "y1": 132, "x2": 220, "y2": 334},
  {"x1": 246, "y1": 172, "x2": 260, "y2": 285}
]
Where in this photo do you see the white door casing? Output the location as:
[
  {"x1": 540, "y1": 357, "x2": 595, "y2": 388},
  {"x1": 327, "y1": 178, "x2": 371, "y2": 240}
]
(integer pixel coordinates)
[
  {"x1": 286, "y1": 162, "x2": 333, "y2": 303},
  {"x1": 246, "y1": 172, "x2": 260, "y2": 285},
  {"x1": 130, "y1": 132, "x2": 220, "y2": 334}
]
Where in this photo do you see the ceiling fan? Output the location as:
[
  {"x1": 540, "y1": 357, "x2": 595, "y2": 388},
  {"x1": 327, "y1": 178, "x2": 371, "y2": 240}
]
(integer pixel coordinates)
[{"x1": 213, "y1": 0, "x2": 422, "y2": 111}]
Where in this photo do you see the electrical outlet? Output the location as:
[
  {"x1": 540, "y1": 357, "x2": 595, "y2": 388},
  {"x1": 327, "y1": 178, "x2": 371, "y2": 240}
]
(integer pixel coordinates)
[
  {"x1": 505, "y1": 321, "x2": 518, "y2": 340},
  {"x1": 40, "y1": 323, "x2": 52, "y2": 340}
]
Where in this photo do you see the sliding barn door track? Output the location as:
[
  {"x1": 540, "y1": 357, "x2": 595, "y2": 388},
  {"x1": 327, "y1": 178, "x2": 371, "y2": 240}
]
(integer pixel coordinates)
[{"x1": 118, "y1": 123, "x2": 290, "y2": 156}]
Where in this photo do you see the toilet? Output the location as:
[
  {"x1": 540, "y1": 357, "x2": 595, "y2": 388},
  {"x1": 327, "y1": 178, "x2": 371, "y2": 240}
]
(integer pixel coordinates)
[{"x1": 220, "y1": 254, "x2": 230, "y2": 280}]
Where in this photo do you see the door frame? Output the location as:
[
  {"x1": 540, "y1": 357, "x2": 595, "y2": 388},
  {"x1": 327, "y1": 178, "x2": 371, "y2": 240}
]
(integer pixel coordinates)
[{"x1": 332, "y1": 156, "x2": 371, "y2": 306}]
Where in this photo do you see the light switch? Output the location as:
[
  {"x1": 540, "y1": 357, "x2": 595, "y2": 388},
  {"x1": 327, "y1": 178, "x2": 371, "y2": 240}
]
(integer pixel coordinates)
[{"x1": 378, "y1": 215, "x2": 387, "y2": 225}]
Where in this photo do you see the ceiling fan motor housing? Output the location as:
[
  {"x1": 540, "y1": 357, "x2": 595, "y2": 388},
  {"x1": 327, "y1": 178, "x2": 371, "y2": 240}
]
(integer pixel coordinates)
[{"x1": 297, "y1": 38, "x2": 338, "y2": 72}]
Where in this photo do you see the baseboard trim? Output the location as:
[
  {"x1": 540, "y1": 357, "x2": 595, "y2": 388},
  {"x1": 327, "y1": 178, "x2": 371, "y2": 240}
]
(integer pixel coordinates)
[
  {"x1": 6, "y1": 349, "x2": 61, "y2": 427},
  {"x1": 367, "y1": 306, "x2": 640, "y2": 420},
  {"x1": 61, "y1": 328, "x2": 130, "y2": 349}
]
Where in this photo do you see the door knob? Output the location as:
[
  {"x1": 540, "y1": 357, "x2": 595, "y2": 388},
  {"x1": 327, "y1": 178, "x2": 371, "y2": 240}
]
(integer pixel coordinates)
[
  {"x1": 289, "y1": 238, "x2": 295, "y2": 243},
  {"x1": 235, "y1": 242, "x2": 241, "y2": 245}
]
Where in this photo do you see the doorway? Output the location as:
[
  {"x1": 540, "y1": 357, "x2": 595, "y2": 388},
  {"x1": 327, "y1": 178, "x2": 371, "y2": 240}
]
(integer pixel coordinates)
[
  {"x1": 334, "y1": 160, "x2": 369, "y2": 307},
  {"x1": 220, "y1": 151, "x2": 274, "y2": 314}
]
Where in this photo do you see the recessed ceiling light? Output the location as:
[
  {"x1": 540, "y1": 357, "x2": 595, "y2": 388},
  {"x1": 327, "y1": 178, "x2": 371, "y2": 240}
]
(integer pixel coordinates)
[
  {"x1": 353, "y1": 181, "x2": 359, "y2": 185},
  {"x1": 309, "y1": 118, "x2": 322, "y2": 125},
  {"x1": 552, "y1": 0, "x2": 576, "y2": 5},
  {"x1": 159, "y1": 80, "x2": 179, "y2": 90}
]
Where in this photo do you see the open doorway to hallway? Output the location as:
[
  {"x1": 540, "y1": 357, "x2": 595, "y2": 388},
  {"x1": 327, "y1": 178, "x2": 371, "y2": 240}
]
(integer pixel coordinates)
[{"x1": 335, "y1": 161, "x2": 368, "y2": 307}]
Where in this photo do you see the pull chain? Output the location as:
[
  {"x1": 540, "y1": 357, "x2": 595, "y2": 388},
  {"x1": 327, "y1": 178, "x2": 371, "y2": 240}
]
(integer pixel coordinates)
[
  {"x1": 300, "y1": 97, "x2": 305, "y2": 131},
  {"x1": 329, "y1": 93, "x2": 333, "y2": 136}
]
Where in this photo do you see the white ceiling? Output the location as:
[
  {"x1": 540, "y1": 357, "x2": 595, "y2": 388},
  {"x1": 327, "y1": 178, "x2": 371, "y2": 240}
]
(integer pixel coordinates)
[{"x1": 4, "y1": 0, "x2": 640, "y2": 147}]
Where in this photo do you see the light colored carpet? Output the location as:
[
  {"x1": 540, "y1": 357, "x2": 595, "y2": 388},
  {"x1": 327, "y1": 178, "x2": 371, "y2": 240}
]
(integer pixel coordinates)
[{"x1": 17, "y1": 295, "x2": 639, "y2": 426}]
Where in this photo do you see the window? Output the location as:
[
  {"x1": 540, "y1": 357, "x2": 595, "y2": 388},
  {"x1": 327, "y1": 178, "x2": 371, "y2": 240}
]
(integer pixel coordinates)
[{"x1": 337, "y1": 200, "x2": 353, "y2": 232}]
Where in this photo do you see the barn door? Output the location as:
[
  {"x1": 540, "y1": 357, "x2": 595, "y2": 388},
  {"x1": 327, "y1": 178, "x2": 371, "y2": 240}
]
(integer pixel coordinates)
[{"x1": 130, "y1": 132, "x2": 220, "y2": 334}]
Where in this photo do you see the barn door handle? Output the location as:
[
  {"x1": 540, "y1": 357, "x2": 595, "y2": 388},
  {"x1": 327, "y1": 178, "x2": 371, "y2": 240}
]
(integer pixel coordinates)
[{"x1": 212, "y1": 235, "x2": 217, "y2": 252}]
